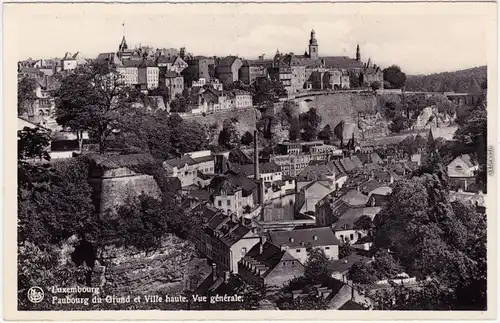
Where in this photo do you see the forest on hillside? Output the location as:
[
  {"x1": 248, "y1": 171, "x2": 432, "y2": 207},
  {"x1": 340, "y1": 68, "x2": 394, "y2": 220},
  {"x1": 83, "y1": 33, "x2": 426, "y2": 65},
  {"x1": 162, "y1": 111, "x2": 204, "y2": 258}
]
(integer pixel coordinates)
[{"x1": 405, "y1": 66, "x2": 487, "y2": 93}]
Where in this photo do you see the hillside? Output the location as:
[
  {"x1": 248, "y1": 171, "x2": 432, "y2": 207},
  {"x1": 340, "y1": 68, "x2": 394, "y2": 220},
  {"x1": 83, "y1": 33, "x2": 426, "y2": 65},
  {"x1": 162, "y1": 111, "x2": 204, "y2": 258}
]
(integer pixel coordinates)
[{"x1": 405, "y1": 66, "x2": 487, "y2": 93}]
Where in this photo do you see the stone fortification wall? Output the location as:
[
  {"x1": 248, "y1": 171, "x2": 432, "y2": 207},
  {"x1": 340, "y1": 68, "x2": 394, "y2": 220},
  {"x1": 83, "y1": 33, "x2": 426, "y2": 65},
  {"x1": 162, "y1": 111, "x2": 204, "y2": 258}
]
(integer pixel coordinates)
[{"x1": 180, "y1": 107, "x2": 260, "y2": 135}]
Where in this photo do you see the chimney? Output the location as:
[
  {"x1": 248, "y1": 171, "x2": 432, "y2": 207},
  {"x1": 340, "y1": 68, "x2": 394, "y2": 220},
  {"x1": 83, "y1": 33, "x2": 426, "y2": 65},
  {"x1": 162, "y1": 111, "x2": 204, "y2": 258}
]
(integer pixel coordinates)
[
  {"x1": 370, "y1": 170, "x2": 374, "y2": 179},
  {"x1": 211, "y1": 263, "x2": 217, "y2": 283},
  {"x1": 254, "y1": 130, "x2": 260, "y2": 180},
  {"x1": 259, "y1": 236, "x2": 267, "y2": 254}
]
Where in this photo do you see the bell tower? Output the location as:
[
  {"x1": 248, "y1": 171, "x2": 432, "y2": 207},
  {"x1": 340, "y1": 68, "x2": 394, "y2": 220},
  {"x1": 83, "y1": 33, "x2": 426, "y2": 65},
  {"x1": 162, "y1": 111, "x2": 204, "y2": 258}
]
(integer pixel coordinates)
[{"x1": 308, "y1": 29, "x2": 319, "y2": 60}]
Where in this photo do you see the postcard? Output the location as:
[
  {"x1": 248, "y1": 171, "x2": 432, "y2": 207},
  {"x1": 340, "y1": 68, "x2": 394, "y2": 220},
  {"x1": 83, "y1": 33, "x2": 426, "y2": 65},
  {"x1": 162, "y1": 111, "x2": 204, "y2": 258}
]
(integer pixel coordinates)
[{"x1": 3, "y1": 1, "x2": 497, "y2": 321}]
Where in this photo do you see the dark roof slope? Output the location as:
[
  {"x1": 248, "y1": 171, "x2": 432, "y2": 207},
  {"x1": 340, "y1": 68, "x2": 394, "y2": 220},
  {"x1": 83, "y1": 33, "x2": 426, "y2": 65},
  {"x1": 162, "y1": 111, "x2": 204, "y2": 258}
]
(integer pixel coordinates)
[{"x1": 269, "y1": 227, "x2": 340, "y2": 248}]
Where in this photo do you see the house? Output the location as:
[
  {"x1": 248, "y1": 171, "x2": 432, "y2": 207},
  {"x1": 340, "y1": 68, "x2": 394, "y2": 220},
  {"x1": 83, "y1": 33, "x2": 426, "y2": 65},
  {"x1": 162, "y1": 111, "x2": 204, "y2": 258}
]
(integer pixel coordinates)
[
  {"x1": 447, "y1": 152, "x2": 479, "y2": 180},
  {"x1": 229, "y1": 162, "x2": 282, "y2": 182},
  {"x1": 208, "y1": 171, "x2": 258, "y2": 217},
  {"x1": 315, "y1": 189, "x2": 370, "y2": 227},
  {"x1": 277, "y1": 142, "x2": 301, "y2": 155},
  {"x1": 186, "y1": 56, "x2": 216, "y2": 81},
  {"x1": 329, "y1": 253, "x2": 373, "y2": 283},
  {"x1": 137, "y1": 60, "x2": 160, "y2": 90},
  {"x1": 189, "y1": 204, "x2": 261, "y2": 274},
  {"x1": 239, "y1": 60, "x2": 270, "y2": 85},
  {"x1": 296, "y1": 181, "x2": 336, "y2": 215},
  {"x1": 310, "y1": 144, "x2": 343, "y2": 161},
  {"x1": 226, "y1": 90, "x2": 252, "y2": 109},
  {"x1": 238, "y1": 237, "x2": 305, "y2": 288},
  {"x1": 216, "y1": 56, "x2": 243, "y2": 84},
  {"x1": 160, "y1": 70, "x2": 184, "y2": 98},
  {"x1": 117, "y1": 60, "x2": 141, "y2": 86},
  {"x1": 156, "y1": 55, "x2": 188, "y2": 74},
  {"x1": 185, "y1": 150, "x2": 216, "y2": 174},
  {"x1": 163, "y1": 151, "x2": 215, "y2": 187},
  {"x1": 332, "y1": 206, "x2": 382, "y2": 244},
  {"x1": 164, "y1": 155, "x2": 198, "y2": 187},
  {"x1": 271, "y1": 154, "x2": 312, "y2": 177},
  {"x1": 268, "y1": 227, "x2": 341, "y2": 264},
  {"x1": 447, "y1": 154, "x2": 479, "y2": 191}
]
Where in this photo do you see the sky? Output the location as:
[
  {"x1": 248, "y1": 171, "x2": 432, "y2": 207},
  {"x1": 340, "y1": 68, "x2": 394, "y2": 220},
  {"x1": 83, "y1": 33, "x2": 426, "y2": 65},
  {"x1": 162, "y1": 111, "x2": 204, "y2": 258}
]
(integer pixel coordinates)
[{"x1": 8, "y1": 3, "x2": 494, "y2": 75}]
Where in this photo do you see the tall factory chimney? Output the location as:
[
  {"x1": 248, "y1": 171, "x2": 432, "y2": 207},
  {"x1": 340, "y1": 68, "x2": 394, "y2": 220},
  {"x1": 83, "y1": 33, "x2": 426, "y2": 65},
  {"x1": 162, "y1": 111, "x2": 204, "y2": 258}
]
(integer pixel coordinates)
[
  {"x1": 253, "y1": 130, "x2": 264, "y2": 205},
  {"x1": 254, "y1": 130, "x2": 260, "y2": 180}
]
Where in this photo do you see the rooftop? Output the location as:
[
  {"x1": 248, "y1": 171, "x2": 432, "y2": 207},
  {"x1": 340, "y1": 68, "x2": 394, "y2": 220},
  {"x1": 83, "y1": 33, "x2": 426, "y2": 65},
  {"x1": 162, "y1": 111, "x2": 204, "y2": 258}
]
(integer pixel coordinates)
[{"x1": 269, "y1": 227, "x2": 340, "y2": 248}]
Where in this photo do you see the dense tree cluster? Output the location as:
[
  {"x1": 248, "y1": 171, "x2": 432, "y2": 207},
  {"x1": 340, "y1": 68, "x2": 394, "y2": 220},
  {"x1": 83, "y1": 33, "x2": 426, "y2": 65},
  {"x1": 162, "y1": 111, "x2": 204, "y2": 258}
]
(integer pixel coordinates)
[
  {"x1": 18, "y1": 76, "x2": 38, "y2": 115},
  {"x1": 276, "y1": 248, "x2": 334, "y2": 310},
  {"x1": 218, "y1": 118, "x2": 241, "y2": 149},
  {"x1": 359, "y1": 168, "x2": 487, "y2": 309},
  {"x1": 383, "y1": 65, "x2": 407, "y2": 89},
  {"x1": 405, "y1": 66, "x2": 486, "y2": 93},
  {"x1": 299, "y1": 108, "x2": 322, "y2": 141}
]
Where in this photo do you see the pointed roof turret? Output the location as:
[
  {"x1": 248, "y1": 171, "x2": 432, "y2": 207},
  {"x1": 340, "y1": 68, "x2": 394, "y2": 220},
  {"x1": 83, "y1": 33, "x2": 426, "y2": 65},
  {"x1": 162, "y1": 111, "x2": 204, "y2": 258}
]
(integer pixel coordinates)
[
  {"x1": 119, "y1": 36, "x2": 128, "y2": 52},
  {"x1": 309, "y1": 29, "x2": 318, "y2": 46}
]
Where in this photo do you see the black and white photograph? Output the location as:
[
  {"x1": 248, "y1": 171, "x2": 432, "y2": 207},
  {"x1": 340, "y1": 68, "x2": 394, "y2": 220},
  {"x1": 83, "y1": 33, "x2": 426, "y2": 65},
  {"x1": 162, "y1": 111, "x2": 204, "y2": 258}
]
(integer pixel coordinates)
[{"x1": 4, "y1": 1, "x2": 496, "y2": 319}]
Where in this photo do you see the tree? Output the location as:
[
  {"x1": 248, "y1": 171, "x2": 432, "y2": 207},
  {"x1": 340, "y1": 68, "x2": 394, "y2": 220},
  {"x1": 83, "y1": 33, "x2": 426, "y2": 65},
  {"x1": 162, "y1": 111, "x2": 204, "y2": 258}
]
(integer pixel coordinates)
[
  {"x1": 18, "y1": 157, "x2": 96, "y2": 246},
  {"x1": 55, "y1": 60, "x2": 138, "y2": 154},
  {"x1": 18, "y1": 76, "x2": 38, "y2": 115},
  {"x1": 304, "y1": 247, "x2": 332, "y2": 283},
  {"x1": 349, "y1": 71, "x2": 361, "y2": 88},
  {"x1": 388, "y1": 114, "x2": 408, "y2": 133},
  {"x1": 354, "y1": 215, "x2": 373, "y2": 231},
  {"x1": 370, "y1": 169, "x2": 486, "y2": 310},
  {"x1": 371, "y1": 81, "x2": 382, "y2": 91},
  {"x1": 317, "y1": 125, "x2": 333, "y2": 141},
  {"x1": 348, "y1": 261, "x2": 377, "y2": 284},
  {"x1": 107, "y1": 194, "x2": 168, "y2": 253},
  {"x1": 299, "y1": 108, "x2": 322, "y2": 141},
  {"x1": 168, "y1": 114, "x2": 209, "y2": 155},
  {"x1": 339, "y1": 242, "x2": 353, "y2": 259},
  {"x1": 18, "y1": 127, "x2": 51, "y2": 162},
  {"x1": 240, "y1": 131, "x2": 254, "y2": 146},
  {"x1": 383, "y1": 65, "x2": 407, "y2": 89},
  {"x1": 289, "y1": 118, "x2": 301, "y2": 141},
  {"x1": 218, "y1": 118, "x2": 240, "y2": 149}
]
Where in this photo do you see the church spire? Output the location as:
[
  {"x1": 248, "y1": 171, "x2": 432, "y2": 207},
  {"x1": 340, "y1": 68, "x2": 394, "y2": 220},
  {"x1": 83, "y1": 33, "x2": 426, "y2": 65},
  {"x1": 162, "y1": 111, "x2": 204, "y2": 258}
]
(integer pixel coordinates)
[
  {"x1": 308, "y1": 29, "x2": 319, "y2": 60},
  {"x1": 119, "y1": 21, "x2": 128, "y2": 52},
  {"x1": 356, "y1": 44, "x2": 361, "y2": 61}
]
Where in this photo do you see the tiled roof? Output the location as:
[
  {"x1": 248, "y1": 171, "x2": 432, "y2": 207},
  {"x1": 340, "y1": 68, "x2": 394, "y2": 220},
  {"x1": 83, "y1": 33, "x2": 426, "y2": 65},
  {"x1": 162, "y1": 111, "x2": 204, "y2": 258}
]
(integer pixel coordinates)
[
  {"x1": 220, "y1": 224, "x2": 251, "y2": 246},
  {"x1": 165, "y1": 155, "x2": 197, "y2": 168},
  {"x1": 243, "y1": 241, "x2": 293, "y2": 277},
  {"x1": 328, "y1": 253, "x2": 372, "y2": 273},
  {"x1": 457, "y1": 154, "x2": 478, "y2": 168},
  {"x1": 297, "y1": 164, "x2": 335, "y2": 182},
  {"x1": 218, "y1": 56, "x2": 239, "y2": 67},
  {"x1": 360, "y1": 180, "x2": 384, "y2": 196},
  {"x1": 122, "y1": 60, "x2": 143, "y2": 68},
  {"x1": 192, "y1": 155, "x2": 215, "y2": 164},
  {"x1": 163, "y1": 70, "x2": 180, "y2": 78},
  {"x1": 339, "y1": 189, "x2": 369, "y2": 207},
  {"x1": 269, "y1": 227, "x2": 341, "y2": 248},
  {"x1": 332, "y1": 206, "x2": 382, "y2": 231},
  {"x1": 350, "y1": 156, "x2": 364, "y2": 168}
]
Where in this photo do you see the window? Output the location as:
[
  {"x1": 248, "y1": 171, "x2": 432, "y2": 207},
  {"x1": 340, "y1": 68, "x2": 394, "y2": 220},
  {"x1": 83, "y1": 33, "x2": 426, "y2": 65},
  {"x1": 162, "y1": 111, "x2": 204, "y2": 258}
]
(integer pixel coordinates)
[
  {"x1": 218, "y1": 200, "x2": 222, "y2": 207},
  {"x1": 241, "y1": 247, "x2": 247, "y2": 255},
  {"x1": 227, "y1": 200, "x2": 231, "y2": 206},
  {"x1": 350, "y1": 234, "x2": 354, "y2": 241},
  {"x1": 296, "y1": 249, "x2": 301, "y2": 252}
]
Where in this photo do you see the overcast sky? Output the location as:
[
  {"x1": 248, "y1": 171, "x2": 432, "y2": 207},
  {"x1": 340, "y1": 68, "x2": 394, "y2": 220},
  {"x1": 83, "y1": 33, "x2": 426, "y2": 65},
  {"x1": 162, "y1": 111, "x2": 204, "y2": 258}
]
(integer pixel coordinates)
[{"x1": 7, "y1": 3, "x2": 494, "y2": 75}]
